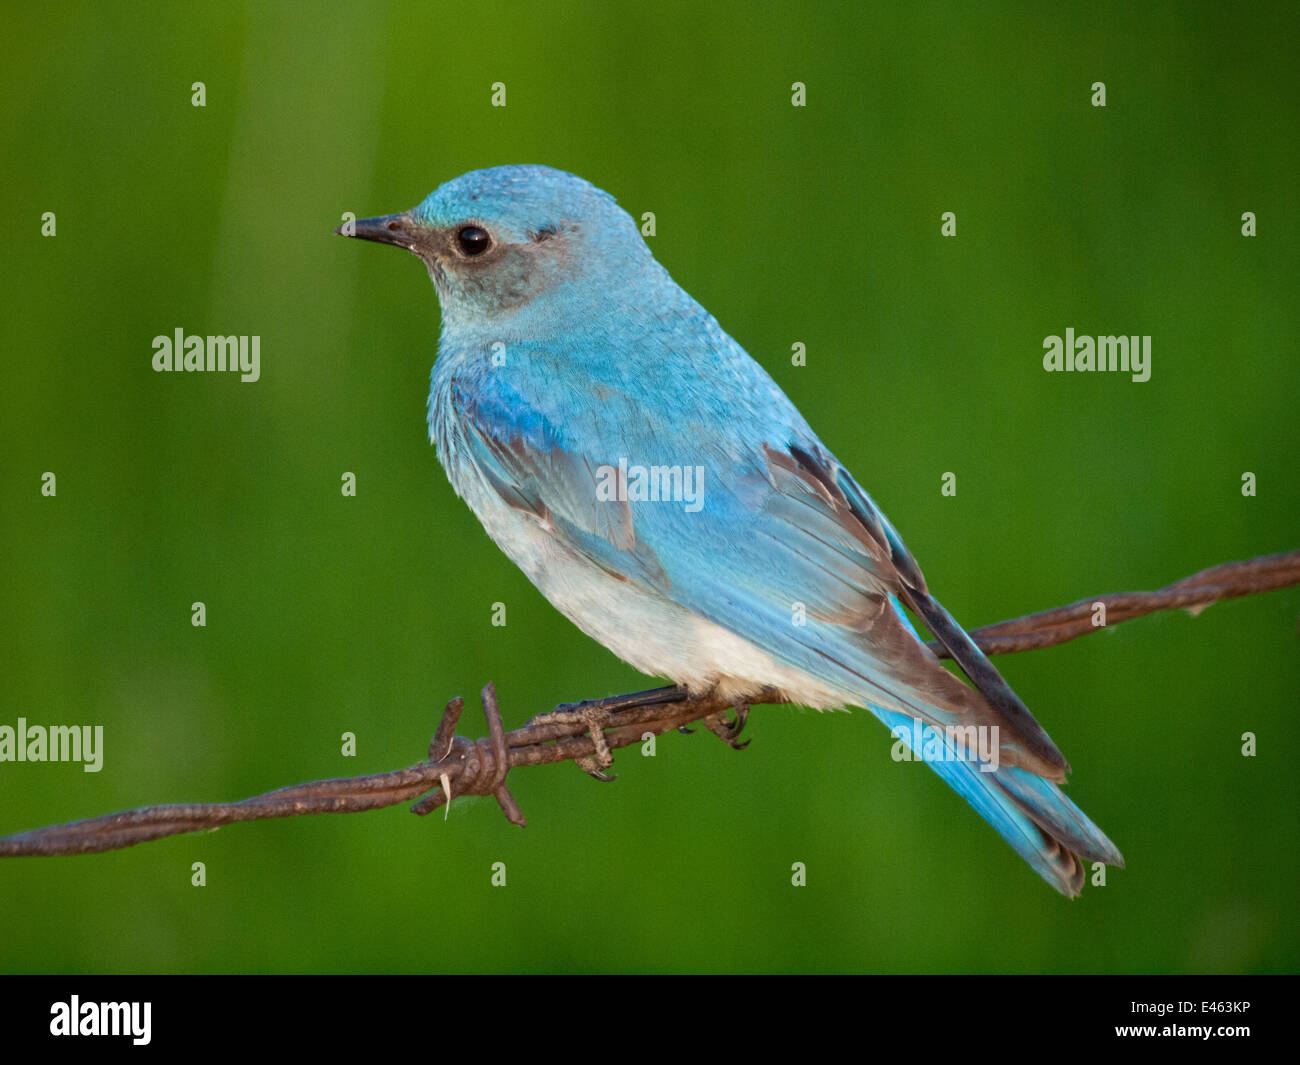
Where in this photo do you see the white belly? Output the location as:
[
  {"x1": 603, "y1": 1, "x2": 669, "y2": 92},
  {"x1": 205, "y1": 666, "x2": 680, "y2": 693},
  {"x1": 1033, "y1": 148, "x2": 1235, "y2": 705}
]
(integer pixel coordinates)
[{"x1": 468, "y1": 483, "x2": 855, "y2": 710}]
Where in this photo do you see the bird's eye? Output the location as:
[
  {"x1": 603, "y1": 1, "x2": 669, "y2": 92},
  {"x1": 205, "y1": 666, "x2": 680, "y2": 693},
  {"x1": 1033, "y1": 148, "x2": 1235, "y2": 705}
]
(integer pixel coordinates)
[{"x1": 456, "y1": 225, "x2": 492, "y2": 256}]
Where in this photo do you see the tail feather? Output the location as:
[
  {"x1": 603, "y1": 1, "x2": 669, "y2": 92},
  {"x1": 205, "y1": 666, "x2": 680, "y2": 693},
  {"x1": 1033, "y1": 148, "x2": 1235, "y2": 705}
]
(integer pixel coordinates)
[
  {"x1": 995, "y1": 763, "x2": 1125, "y2": 868},
  {"x1": 872, "y1": 597, "x2": 1123, "y2": 897},
  {"x1": 872, "y1": 702, "x2": 1122, "y2": 896}
]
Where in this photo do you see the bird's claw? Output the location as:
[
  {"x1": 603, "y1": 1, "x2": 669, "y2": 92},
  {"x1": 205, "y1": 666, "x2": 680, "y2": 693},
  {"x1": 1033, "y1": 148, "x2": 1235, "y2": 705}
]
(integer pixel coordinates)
[
  {"x1": 703, "y1": 702, "x2": 751, "y2": 749},
  {"x1": 575, "y1": 757, "x2": 617, "y2": 782}
]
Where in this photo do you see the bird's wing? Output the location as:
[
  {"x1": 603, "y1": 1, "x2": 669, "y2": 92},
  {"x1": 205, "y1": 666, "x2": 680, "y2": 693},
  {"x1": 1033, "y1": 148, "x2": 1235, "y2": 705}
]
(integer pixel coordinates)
[
  {"x1": 773, "y1": 443, "x2": 1070, "y2": 777},
  {"x1": 450, "y1": 372, "x2": 1067, "y2": 779}
]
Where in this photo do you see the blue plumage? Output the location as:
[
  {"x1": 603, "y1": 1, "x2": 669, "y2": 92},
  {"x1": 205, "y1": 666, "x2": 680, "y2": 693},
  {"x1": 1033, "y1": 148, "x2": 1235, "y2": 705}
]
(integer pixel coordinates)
[{"x1": 341, "y1": 165, "x2": 1123, "y2": 895}]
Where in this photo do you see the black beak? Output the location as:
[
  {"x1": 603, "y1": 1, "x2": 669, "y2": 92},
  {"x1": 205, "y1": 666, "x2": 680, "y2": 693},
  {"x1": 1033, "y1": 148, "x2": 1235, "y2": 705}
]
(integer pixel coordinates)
[{"x1": 335, "y1": 212, "x2": 421, "y2": 252}]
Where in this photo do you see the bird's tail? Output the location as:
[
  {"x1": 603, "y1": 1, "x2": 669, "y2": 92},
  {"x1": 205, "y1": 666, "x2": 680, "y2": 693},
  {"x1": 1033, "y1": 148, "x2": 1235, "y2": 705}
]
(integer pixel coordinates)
[
  {"x1": 868, "y1": 596, "x2": 1124, "y2": 896},
  {"x1": 868, "y1": 700, "x2": 1124, "y2": 896}
]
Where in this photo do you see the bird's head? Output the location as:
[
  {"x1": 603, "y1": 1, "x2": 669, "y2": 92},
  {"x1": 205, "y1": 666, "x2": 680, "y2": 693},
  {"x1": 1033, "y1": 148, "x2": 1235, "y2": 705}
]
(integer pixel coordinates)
[{"x1": 338, "y1": 165, "x2": 656, "y2": 328}]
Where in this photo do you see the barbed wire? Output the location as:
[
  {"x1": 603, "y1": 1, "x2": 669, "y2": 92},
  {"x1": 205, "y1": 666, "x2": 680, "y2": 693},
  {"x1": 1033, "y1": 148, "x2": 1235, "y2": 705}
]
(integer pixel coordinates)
[{"x1": 2, "y1": 548, "x2": 1296, "y2": 858}]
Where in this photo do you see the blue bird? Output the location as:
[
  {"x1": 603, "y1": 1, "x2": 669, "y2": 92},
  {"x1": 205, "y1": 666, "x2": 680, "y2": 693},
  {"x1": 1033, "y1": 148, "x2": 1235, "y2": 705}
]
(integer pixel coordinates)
[{"x1": 339, "y1": 165, "x2": 1123, "y2": 896}]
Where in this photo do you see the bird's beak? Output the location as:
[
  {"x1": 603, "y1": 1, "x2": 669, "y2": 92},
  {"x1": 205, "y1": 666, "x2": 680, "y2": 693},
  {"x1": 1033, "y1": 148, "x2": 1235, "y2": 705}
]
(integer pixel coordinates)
[{"x1": 335, "y1": 212, "x2": 422, "y2": 252}]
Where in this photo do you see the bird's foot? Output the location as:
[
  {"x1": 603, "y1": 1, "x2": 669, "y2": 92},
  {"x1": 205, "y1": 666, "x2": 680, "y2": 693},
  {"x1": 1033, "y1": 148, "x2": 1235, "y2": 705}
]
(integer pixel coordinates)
[
  {"x1": 575, "y1": 705, "x2": 616, "y2": 779},
  {"x1": 702, "y1": 701, "x2": 751, "y2": 750},
  {"x1": 526, "y1": 702, "x2": 617, "y2": 781}
]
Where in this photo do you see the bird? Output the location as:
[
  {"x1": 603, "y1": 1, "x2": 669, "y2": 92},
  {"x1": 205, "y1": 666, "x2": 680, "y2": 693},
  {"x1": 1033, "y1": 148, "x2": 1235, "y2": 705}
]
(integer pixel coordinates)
[{"x1": 338, "y1": 164, "x2": 1123, "y2": 896}]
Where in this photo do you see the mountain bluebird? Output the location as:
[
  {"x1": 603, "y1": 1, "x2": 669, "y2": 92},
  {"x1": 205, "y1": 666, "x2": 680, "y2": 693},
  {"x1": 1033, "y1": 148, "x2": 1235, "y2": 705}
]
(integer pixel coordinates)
[{"x1": 339, "y1": 165, "x2": 1122, "y2": 895}]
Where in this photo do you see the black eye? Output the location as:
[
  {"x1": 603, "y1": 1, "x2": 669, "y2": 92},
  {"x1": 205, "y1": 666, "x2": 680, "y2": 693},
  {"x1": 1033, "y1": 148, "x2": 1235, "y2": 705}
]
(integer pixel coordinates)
[{"x1": 456, "y1": 225, "x2": 491, "y2": 256}]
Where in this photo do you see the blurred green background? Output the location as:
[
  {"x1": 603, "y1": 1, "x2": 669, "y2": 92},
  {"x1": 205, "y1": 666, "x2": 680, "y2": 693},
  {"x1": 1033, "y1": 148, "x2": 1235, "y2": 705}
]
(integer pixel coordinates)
[{"x1": 2, "y1": 0, "x2": 1297, "y2": 973}]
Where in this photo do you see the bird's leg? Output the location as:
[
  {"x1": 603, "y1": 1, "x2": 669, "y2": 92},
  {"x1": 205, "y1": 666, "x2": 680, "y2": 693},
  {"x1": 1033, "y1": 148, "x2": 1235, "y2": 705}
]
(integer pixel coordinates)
[
  {"x1": 522, "y1": 702, "x2": 618, "y2": 781},
  {"x1": 702, "y1": 700, "x2": 751, "y2": 749},
  {"x1": 573, "y1": 705, "x2": 615, "y2": 780},
  {"x1": 523, "y1": 684, "x2": 688, "y2": 782}
]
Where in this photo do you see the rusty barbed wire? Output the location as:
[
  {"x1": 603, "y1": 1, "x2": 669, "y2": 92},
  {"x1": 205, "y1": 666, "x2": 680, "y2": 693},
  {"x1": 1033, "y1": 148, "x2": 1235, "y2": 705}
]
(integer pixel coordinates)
[{"x1": 1, "y1": 549, "x2": 1295, "y2": 858}]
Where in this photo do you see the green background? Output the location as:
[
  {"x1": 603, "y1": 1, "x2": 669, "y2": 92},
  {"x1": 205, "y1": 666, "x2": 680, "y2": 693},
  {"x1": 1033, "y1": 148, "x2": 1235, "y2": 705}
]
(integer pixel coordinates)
[{"x1": 2, "y1": 0, "x2": 1297, "y2": 973}]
